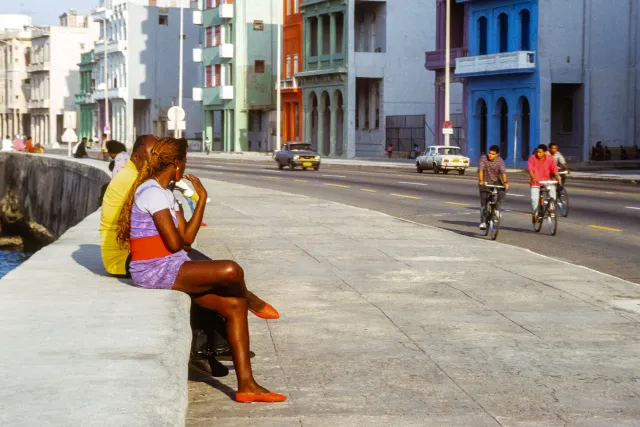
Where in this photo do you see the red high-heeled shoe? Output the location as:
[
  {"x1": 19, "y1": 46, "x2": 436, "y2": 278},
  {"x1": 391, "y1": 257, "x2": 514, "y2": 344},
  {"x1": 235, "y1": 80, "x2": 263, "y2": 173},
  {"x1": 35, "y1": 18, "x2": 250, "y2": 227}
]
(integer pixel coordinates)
[
  {"x1": 235, "y1": 392, "x2": 287, "y2": 403},
  {"x1": 249, "y1": 303, "x2": 280, "y2": 320}
]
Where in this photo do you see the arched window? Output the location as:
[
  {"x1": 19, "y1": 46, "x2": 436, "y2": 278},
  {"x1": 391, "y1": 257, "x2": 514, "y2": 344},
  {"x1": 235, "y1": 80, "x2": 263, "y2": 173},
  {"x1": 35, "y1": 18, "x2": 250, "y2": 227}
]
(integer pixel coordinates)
[
  {"x1": 478, "y1": 17, "x2": 488, "y2": 55},
  {"x1": 498, "y1": 13, "x2": 509, "y2": 53},
  {"x1": 520, "y1": 10, "x2": 531, "y2": 50}
]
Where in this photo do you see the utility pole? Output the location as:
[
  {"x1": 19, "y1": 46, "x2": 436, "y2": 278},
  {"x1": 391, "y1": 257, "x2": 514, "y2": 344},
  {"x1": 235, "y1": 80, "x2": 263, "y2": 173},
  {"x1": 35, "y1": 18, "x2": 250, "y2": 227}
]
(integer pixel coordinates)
[
  {"x1": 444, "y1": 0, "x2": 451, "y2": 146},
  {"x1": 176, "y1": 0, "x2": 184, "y2": 138},
  {"x1": 275, "y1": 0, "x2": 282, "y2": 151},
  {"x1": 103, "y1": 11, "x2": 109, "y2": 144}
]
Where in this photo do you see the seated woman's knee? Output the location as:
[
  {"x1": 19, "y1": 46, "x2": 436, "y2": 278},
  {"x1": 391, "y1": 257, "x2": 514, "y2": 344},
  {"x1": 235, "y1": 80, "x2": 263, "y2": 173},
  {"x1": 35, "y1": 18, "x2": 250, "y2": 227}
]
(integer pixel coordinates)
[{"x1": 221, "y1": 260, "x2": 244, "y2": 283}]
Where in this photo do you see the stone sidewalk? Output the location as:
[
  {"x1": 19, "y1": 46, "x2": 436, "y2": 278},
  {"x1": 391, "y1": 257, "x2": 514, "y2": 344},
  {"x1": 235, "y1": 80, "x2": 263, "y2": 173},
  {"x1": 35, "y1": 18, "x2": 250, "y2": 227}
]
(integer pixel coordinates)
[{"x1": 187, "y1": 179, "x2": 640, "y2": 426}]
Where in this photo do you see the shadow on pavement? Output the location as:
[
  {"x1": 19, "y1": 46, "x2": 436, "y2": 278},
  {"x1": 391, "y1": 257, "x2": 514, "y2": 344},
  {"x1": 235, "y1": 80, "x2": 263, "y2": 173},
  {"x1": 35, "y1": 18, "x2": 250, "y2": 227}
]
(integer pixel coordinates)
[
  {"x1": 188, "y1": 369, "x2": 236, "y2": 401},
  {"x1": 438, "y1": 219, "x2": 533, "y2": 236},
  {"x1": 71, "y1": 244, "x2": 111, "y2": 277}
]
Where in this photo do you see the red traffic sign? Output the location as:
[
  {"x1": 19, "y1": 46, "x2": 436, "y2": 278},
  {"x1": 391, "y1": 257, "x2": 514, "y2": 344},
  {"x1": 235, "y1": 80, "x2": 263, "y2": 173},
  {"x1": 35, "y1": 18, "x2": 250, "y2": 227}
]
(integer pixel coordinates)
[{"x1": 442, "y1": 120, "x2": 454, "y2": 135}]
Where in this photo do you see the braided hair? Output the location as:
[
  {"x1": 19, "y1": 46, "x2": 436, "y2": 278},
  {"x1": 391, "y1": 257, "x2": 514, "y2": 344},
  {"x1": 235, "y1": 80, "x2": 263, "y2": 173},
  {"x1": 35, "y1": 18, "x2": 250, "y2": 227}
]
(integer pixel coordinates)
[{"x1": 116, "y1": 137, "x2": 188, "y2": 248}]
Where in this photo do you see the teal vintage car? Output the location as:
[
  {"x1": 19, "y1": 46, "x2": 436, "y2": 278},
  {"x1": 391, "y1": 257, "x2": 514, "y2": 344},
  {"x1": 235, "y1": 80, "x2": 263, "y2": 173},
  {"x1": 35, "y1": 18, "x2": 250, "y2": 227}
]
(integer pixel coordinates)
[{"x1": 273, "y1": 143, "x2": 321, "y2": 171}]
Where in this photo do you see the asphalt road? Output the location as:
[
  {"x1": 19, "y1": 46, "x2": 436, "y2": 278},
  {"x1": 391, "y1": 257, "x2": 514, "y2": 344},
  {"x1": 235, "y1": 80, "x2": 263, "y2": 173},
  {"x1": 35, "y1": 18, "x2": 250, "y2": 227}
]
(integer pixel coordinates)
[{"x1": 184, "y1": 157, "x2": 640, "y2": 283}]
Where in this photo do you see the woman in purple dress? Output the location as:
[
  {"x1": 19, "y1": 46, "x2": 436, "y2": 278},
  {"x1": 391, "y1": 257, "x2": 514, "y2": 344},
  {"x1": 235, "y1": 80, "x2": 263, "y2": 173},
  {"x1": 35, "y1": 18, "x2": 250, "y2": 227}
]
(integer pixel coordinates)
[{"x1": 116, "y1": 137, "x2": 285, "y2": 403}]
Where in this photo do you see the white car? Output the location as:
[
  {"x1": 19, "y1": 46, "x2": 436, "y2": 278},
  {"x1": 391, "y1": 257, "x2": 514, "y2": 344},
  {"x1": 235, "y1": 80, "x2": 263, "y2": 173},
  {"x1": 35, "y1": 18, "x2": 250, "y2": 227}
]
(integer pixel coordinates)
[{"x1": 416, "y1": 145, "x2": 470, "y2": 175}]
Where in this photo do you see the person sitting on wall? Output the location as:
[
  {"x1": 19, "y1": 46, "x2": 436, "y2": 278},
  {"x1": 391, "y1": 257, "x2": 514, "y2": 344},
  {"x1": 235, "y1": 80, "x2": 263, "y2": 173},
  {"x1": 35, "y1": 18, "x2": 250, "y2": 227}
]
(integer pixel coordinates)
[
  {"x1": 99, "y1": 135, "x2": 234, "y2": 378},
  {"x1": 116, "y1": 137, "x2": 286, "y2": 403},
  {"x1": 73, "y1": 137, "x2": 89, "y2": 158},
  {"x1": 105, "y1": 140, "x2": 129, "y2": 178}
]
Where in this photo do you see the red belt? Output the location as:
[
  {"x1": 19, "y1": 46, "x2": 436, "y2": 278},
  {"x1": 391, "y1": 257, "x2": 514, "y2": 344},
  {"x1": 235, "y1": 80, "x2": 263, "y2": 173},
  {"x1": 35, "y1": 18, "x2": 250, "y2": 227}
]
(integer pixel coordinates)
[{"x1": 130, "y1": 235, "x2": 173, "y2": 261}]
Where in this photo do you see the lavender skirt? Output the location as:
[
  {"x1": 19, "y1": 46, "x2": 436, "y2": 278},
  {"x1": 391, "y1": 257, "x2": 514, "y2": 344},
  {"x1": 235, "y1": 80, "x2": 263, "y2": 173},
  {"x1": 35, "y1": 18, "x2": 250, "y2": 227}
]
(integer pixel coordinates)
[{"x1": 129, "y1": 250, "x2": 190, "y2": 290}]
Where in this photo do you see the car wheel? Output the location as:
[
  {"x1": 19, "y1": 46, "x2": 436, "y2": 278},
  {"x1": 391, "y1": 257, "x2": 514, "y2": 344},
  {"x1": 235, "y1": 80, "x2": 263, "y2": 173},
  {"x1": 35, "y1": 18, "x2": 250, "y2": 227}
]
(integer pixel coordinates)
[
  {"x1": 313, "y1": 165, "x2": 320, "y2": 171},
  {"x1": 302, "y1": 167, "x2": 307, "y2": 171},
  {"x1": 442, "y1": 170, "x2": 449, "y2": 175},
  {"x1": 458, "y1": 169, "x2": 465, "y2": 176},
  {"x1": 289, "y1": 160, "x2": 295, "y2": 171},
  {"x1": 416, "y1": 163, "x2": 423, "y2": 173},
  {"x1": 433, "y1": 165, "x2": 439, "y2": 174},
  {"x1": 278, "y1": 161, "x2": 284, "y2": 170}
]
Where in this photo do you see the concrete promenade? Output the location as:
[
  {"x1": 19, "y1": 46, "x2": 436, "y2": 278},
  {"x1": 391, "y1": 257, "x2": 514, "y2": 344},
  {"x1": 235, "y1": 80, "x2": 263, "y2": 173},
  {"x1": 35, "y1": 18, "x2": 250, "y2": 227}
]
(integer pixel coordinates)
[{"x1": 188, "y1": 177, "x2": 640, "y2": 426}]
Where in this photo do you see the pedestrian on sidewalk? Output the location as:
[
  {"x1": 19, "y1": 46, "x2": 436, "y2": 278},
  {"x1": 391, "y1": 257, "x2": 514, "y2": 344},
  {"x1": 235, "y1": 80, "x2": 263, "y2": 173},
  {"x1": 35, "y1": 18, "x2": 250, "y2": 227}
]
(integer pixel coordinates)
[
  {"x1": 386, "y1": 143, "x2": 393, "y2": 159},
  {"x1": 116, "y1": 137, "x2": 286, "y2": 403},
  {"x1": 73, "y1": 137, "x2": 89, "y2": 158}
]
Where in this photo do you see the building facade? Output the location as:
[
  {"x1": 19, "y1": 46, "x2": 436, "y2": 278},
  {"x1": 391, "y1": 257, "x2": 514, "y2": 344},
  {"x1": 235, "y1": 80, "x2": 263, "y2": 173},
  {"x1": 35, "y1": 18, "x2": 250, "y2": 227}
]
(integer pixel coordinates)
[
  {"x1": 298, "y1": 0, "x2": 436, "y2": 158},
  {"x1": 424, "y1": 0, "x2": 468, "y2": 149},
  {"x1": 0, "y1": 14, "x2": 33, "y2": 139},
  {"x1": 75, "y1": 50, "x2": 97, "y2": 142},
  {"x1": 28, "y1": 15, "x2": 98, "y2": 146},
  {"x1": 193, "y1": 0, "x2": 279, "y2": 152},
  {"x1": 281, "y1": 0, "x2": 303, "y2": 143},
  {"x1": 456, "y1": 0, "x2": 640, "y2": 165},
  {"x1": 92, "y1": 0, "x2": 202, "y2": 148}
]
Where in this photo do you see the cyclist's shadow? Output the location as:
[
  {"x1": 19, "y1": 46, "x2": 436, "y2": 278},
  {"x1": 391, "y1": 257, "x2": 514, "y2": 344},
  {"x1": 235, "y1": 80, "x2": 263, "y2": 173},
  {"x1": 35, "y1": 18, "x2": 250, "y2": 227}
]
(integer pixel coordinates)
[{"x1": 438, "y1": 219, "x2": 533, "y2": 236}]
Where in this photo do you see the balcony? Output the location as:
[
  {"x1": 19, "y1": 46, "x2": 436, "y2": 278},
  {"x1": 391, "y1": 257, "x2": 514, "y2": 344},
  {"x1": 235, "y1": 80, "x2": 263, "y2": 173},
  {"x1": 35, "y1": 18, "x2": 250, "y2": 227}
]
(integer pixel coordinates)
[
  {"x1": 74, "y1": 93, "x2": 91, "y2": 105},
  {"x1": 210, "y1": 43, "x2": 233, "y2": 60},
  {"x1": 93, "y1": 39, "x2": 127, "y2": 55},
  {"x1": 192, "y1": 87, "x2": 202, "y2": 102},
  {"x1": 455, "y1": 51, "x2": 536, "y2": 77},
  {"x1": 193, "y1": 10, "x2": 202, "y2": 25},
  {"x1": 92, "y1": 87, "x2": 127, "y2": 101},
  {"x1": 219, "y1": 3, "x2": 233, "y2": 19},
  {"x1": 193, "y1": 48, "x2": 203, "y2": 62},
  {"x1": 27, "y1": 62, "x2": 50, "y2": 73},
  {"x1": 424, "y1": 47, "x2": 468, "y2": 71},
  {"x1": 354, "y1": 52, "x2": 386, "y2": 78},
  {"x1": 278, "y1": 77, "x2": 298, "y2": 90},
  {"x1": 203, "y1": 85, "x2": 233, "y2": 105},
  {"x1": 92, "y1": 7, "x2": 113, "y2": 22},
  {"x1": 28, "y1": 99, "x2": 50, "y2": 109}
]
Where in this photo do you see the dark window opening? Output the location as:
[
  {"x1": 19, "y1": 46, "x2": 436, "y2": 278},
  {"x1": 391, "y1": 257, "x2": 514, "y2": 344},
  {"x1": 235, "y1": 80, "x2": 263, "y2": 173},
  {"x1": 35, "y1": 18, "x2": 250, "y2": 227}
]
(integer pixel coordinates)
[
  {"x1": 478, "y1": 17, "x2": 488, "y2": 55},
  {"x1": 520, "y1": 10, "x2": 531, "y2": 50},
  {"x1": 310, "y1": 18, "x2": 318, "y2": 56},
  {"x1": 335, "y1": 13, "x2": 344, "y2": 53},
  {"x1": 159, "y1": 15, "x2": 168, "y2": 26},
  {"x1": 498, "y1": 13, "x2": 509, "y2": 53},
  {"x1": 254, "y1": 60, "x2": 265, "y2": 74},
  {"x1": 562, "y1": 98, "x2": 573, "y2": 133}
]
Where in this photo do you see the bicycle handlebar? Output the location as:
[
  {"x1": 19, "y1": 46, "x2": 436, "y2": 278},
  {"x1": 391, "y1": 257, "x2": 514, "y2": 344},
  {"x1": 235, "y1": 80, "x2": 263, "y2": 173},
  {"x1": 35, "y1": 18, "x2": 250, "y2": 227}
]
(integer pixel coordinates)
[
  {"x1": 483, "y1": 183, "x2": 505, "y2": 189},
  {"x1": 558, "y1": 171, "x2": 569, "y2": 175},
  {"x1": 538, "y1": 180, "x2": 558, "y2": 185}
]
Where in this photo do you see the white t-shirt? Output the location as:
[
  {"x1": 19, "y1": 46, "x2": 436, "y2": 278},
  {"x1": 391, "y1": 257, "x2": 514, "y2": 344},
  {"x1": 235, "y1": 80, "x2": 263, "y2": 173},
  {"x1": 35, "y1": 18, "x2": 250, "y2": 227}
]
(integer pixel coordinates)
[
  {"x1": 112, "y1": 152, "x2": 130, "y2": 178},
  {"x1": 134, "y1": 180, "x2": 180, "y2": 218}
]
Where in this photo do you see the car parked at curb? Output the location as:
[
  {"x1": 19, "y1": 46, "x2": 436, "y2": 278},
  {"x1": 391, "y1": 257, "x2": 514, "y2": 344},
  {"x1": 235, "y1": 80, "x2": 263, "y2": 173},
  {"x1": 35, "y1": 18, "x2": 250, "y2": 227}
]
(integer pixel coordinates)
[
  {"x1": 273, "y1": 143, "x2": 321, "y2": 171},
  {"x1": 416, "y1": 145, "x2": 470, "y2": 175}
]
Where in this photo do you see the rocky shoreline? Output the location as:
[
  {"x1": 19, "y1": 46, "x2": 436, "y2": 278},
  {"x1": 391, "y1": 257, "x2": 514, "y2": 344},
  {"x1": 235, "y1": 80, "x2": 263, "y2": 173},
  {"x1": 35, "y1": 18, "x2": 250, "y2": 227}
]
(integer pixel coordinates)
[{"x1": 0, "y1": 190, "x2": 55, "y2": 252}]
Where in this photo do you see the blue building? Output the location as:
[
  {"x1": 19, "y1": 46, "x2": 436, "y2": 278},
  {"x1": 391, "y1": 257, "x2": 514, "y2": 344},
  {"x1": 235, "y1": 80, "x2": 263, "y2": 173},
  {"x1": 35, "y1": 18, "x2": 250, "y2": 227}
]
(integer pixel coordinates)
[
  {"x1": 455, "y1": 0, "x2": 640, "y2": 166},
  {"x1": 456, "y1": 0, "x2": 537, "y2": 166}
]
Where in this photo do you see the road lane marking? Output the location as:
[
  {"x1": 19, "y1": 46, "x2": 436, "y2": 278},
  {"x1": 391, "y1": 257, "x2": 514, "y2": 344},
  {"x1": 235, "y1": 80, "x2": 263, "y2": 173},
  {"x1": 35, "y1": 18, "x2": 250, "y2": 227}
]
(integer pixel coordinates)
[
  {"x1": 322, "y1": 174, "x2": 347, "y2": 178},
  {"x1": 361, "y1": 188, "x2": 377, "y2": 193},
  {"x1": 294, "y1": 179, "x2": 309, "y2": 183},
  {"x1": 398, "y1": 181, "x2": 429, "y2": 186},
  {"x1": 509, "y1": 194, "x2": 525, "y2": 197},
  {"x1": 588, "y1": 225, "x2": 623, "y2": 232},
  {"x1": 325, "y1": 183, "x2": 350, "y2": 188},
  {"x1": 626, "y1": 207, "x2": 640, "y2": 210},
  {"x1": 391, "y1": 194, "x2": 422, "y2": 200},
  {"x1": 445, "y1": 202, "x2": 469, "y2": 206}
]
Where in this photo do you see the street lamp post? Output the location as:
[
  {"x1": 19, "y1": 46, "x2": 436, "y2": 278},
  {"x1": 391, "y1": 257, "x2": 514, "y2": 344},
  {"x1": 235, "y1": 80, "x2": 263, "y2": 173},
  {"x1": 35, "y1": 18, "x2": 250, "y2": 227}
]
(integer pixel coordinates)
[
  {"x1": 103, "y1": 11, "x2": 110, "y2": 145},
  {"x1": 275, "y1": 0, "x2": 282, "y2": 152},
  {"x1": 444, "y1": 0, "x2": 451, "y2": 147},
  {"x1": 176, "y1": 0, "x2": 184, "y2": 138}
]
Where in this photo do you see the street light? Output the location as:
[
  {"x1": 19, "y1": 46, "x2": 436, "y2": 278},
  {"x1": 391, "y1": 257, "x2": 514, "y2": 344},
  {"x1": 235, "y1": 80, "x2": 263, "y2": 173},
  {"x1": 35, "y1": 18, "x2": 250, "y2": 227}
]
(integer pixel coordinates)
[
  {"x1": 444, "y1": 0, "x2": 451, "y2": 147},
  {"x1": 276, "y1": 0, "x2": 282, "y2": 152},
  {"x1": 176, "y1": 0, "x2": 184, "y2": 138},
  {"x1": 102, "y1": 9, "x2": 110, "y2": 145}
]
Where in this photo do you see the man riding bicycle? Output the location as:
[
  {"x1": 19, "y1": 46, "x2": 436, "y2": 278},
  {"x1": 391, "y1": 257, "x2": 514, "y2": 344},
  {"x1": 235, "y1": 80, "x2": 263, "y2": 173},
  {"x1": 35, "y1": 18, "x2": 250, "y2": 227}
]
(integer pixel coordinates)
[
  {"x1": 528, "y1": 144, "x2": 560, "y2": 223},
  {"x1": 549, "y1": 142, "x2": 570, "y2": 185},
  {"x1": 478, "y1": 145, "x2": 509, "y2": 230}
]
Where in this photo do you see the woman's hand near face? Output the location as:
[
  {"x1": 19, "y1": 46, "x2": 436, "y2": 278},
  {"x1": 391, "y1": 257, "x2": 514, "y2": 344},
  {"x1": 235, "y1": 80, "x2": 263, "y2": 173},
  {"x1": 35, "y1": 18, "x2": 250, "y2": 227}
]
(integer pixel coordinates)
[{"x1": 184, "y1": 174, "x2": 208, "y2": 200}]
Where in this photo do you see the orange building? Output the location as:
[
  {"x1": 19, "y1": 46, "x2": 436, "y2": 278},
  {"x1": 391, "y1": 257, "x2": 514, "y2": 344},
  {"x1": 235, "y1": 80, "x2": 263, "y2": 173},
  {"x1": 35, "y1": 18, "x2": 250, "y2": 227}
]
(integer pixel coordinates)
[{"x1": 281, "y1": 0, "x2": 303, "y2": 142}]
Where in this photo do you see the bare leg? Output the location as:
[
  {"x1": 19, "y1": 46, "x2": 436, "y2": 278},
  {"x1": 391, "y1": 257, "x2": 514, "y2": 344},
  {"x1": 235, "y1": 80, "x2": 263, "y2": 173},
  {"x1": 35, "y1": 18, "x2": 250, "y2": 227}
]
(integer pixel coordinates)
[
  {"x1": 173, "y1": 260, "x2": 267, "y2": 312},
  {"x1": 191, "y1": 293, "x2": 270, "y2": 395}
]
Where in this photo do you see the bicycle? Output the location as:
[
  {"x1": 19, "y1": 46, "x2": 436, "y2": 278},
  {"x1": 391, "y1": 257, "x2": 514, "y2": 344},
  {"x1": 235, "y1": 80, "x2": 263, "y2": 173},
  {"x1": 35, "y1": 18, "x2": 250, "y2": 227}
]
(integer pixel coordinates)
[
  {"x1": 557, "y1": 171, "x2": 569, "y2": 217},
  {"x1": 481, "y1": 183, "x2": 505, "y2": 241},
  {"x1": 533, "y1": 181, "x2": 558, "y2": 235}
]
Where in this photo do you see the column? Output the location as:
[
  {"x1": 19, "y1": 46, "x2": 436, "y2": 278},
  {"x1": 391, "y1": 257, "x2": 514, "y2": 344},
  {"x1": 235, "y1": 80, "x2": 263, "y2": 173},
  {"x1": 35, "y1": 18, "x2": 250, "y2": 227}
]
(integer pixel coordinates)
[
  {"x1": 303, "y1": 104, "x2": 312, "y2": 145},
  {"x1": 329, "y1": 105, "x2": 337, "y2": 156},
  {"x1": 303, "y1": 18, "x2": 310, "y2": 67},
  {"x1": 358, "y1": 85, "x2": 366, "y2": 130},
  {"x1": 317, "y1": 15, "x2": 324, "y2": 70},
  {"x1": 288, "y1": 103, "x2": 295, "y2": 142},
  {"x1": 368, "y1": 81, "x2": 377, "y2": 130},
  {"x1": 317, "y1": 99, "x2": 325, "y2": 155},
  {"x1": 329, "y1": 12, "x2": 336, "y2": 66}
]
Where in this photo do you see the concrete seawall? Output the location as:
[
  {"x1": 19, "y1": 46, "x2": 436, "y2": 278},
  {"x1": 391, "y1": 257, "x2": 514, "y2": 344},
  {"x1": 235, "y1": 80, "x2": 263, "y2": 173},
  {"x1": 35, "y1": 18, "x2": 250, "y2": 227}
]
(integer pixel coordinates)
[
  {"x1": 0, "y1": 153, "x2": 110, "y2": 237},
  {"x1": 0, "y1": 154, "x2": 192, "y2": 427}
]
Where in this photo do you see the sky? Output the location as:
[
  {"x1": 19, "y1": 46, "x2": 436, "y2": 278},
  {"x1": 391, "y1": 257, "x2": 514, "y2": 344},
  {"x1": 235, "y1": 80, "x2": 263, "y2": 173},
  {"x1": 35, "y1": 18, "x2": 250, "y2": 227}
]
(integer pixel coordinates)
[{"x1": 1, "y1": 0, "x2": 99, "y2": 26}]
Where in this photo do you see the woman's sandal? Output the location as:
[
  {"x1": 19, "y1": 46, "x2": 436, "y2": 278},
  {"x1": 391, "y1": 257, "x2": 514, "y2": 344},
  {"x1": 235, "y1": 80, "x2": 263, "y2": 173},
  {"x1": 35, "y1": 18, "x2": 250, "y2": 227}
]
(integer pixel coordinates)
[
  {"x1": 249, "y1": 303, "x2": 280, "y2": 320},
  {"x1": 235, "y1": 392, "x2": 287, "y2": 403}
]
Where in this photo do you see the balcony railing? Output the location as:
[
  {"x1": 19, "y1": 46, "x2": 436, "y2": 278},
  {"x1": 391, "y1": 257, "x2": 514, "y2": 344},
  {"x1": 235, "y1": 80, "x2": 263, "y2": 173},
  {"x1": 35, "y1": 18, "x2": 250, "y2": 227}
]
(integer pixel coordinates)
[
  {"x1": 455, "y1": 51, "x2": 536, "y2": 77},
  {"x1": 203, "y1": 85, "x2": 233, "y2": 104},
  {"x1": 28, "y1": 99, "x2": 50, "y2": 109},
  {"x1": 93, "y1": 39, "x2": 127, "y2": 55},
  {"x1": 192, "y1": 87, "x2": 202, "y2": 102},
  {"x1": 193, "y1": 48, "x2": 203, "y2": 62},
  {"x1": 193, "y1": 10, "x2": 202, "y2": 25},
  {"x1": 74, "y1": 93, "x2": 89, "y2": 104},
  {"x1": 92, "y1": 87, "x2": 127, "y2": 101},
  {"x1": 219, "y1": 3, "x2": 233, "y2": 19},
  {"x1": 424, "y1": 47, "x2": 468, "y2": 71},
  {"x1": 210, "y1": 43, "x2": 233, "y2": 60},
  {"x1": 27, "y1": 62, "x2": 50, "y2": 73},
  {"x1": 277, "y1": 77, "x2": 298, "y2": 90}
]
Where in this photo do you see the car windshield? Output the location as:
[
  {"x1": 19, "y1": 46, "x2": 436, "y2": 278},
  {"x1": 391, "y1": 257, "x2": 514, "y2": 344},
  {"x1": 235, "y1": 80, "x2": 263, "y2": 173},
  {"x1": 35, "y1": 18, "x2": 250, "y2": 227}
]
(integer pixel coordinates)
[
  {"x1": 437, "y1": 147, "x2": 461, "y2": 155},
  {"x1": 289, "y1": 144, "x2": 312, "y2": 151}
]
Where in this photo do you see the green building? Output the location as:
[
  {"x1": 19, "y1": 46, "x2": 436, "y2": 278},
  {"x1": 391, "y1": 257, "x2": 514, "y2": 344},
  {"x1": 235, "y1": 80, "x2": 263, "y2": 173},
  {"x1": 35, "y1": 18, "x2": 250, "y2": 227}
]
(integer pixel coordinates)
[
  {"x1": 74, "y1": 50, "x2": 97, "y2": 142},
  {"x1": 193, "y1": 0, "x2": 278, "y2": 152}
]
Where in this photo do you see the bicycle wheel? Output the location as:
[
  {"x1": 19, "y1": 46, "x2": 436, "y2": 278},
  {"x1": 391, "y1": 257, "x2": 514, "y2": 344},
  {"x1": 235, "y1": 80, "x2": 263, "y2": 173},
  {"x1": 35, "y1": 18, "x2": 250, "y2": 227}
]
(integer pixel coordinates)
[
  {"x1": 547, "y1": 200, "x2": 558, "y2": 235},
  {"x1": 533, "y1": 205, "x2": 543, "y2": 233},
  {"x1": 483, "y1": 207, "x2": 490, "y2": 236},
  {"x1": 558, "y1": 187, "x2": 569, "y2": 217},
  {"x1": 490, "y1": 209, "x2": 500, "y2": 240}
]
